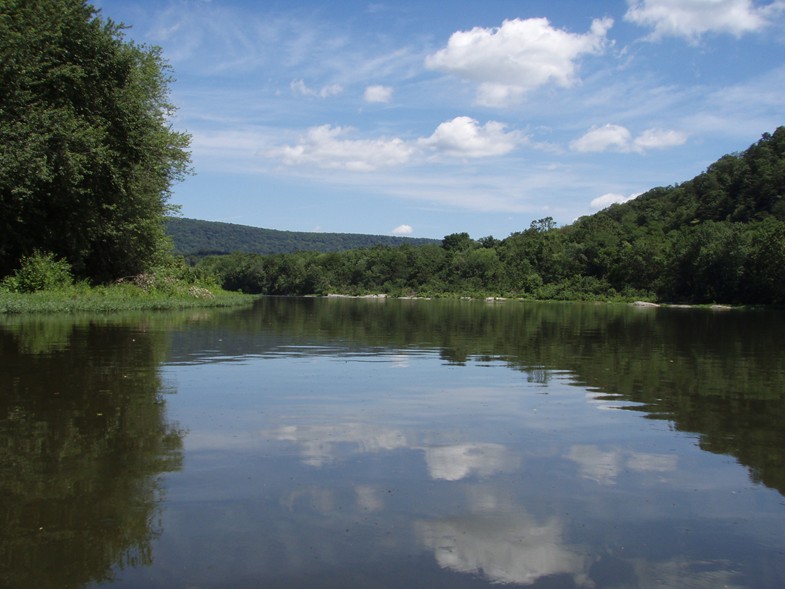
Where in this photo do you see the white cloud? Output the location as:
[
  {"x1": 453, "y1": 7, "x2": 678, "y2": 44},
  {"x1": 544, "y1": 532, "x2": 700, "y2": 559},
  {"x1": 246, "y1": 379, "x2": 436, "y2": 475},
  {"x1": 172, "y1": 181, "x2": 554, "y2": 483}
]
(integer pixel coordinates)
[
  {"x1": 425, "y1": 17, "x2": 613, "y2": 106},
  {"x1": 290, "y1": 79, "x2": 344, "y2": 98},
  {"x1": 571, "y1": 124, "x2": 687, "y2": 153},
  {"x1": 633, "y1": 128, "x2": 688, "y2": 150},
  {"x1": 571, "y1": 124, "x2": 632, "y2": 153},
  {"x1": 266, "y1": 117, "x2": 522, "y2": 170},
  {"x1": 420, "y1": 116, "x2": 522, "y2": 158},
  {"x1": 624, "y1": 0, "x2": 784, "y2": 41},
  {"x1": 391, "y1": 224, "x2": 413, "y2": 235},
  {"x1": 364, "y1": 85, "x2": 393, "y2": 103},
  {"x1": 590, "y1": 192, "x2": 641, "y2": 209},
  {"x1": 266, "y1": 125, "x2": 414, "y2": 171}
]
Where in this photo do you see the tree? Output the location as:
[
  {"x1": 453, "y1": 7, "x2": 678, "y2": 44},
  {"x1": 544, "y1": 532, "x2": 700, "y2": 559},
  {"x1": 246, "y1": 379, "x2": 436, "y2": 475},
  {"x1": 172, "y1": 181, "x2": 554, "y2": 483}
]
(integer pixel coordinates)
[
  {"x1": 0, "y1": 0, "x2": 191, "y2": 281},
  {"x1": 441, "y1": 232, "x2": 475, "y2": 252}
]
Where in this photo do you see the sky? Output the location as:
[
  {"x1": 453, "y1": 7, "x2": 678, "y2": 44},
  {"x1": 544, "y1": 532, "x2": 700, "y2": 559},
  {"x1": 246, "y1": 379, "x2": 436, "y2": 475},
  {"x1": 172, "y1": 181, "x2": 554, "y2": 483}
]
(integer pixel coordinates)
[{"x1": 92, "y1": 0, "x2": 785, "y2": 239}]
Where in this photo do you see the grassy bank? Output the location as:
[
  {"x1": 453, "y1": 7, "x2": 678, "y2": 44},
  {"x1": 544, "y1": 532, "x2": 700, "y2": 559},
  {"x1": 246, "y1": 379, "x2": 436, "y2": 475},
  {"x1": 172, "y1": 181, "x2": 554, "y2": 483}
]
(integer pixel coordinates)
[
  {"x1": 0, "y1": 284, "x2": 253, "y2": 314},
  {"x1": 0, "y1": 253, "x2": 254, "y2": 314}
]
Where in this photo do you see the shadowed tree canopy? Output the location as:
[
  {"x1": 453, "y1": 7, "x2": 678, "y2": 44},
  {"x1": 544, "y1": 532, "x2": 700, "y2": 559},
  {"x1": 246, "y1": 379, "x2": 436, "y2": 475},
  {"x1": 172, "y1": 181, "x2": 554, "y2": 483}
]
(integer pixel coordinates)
[{"x1": 0, "y1": 0, "x2": 191, "y2": 282}]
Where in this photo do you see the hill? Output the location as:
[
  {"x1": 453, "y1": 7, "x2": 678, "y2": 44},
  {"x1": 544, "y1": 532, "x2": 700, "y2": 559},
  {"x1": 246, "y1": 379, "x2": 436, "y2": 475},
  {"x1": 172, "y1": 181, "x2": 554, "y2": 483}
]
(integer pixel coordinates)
[
  {"x1": 165, "y1": 217, "x2": 439, "y2": 257},
  {"x1": 562, "y1": 126, "x2": 785, "y2": 303},
  {"x1": 193, "y1": 127, "x2": 785, "y2": 304}
]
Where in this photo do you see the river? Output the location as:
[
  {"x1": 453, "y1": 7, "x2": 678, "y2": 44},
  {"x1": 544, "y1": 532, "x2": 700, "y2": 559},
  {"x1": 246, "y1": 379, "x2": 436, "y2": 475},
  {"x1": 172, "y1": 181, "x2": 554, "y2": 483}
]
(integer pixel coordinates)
[{"x1": 1, "y1": 298, "x2": 784, "y2": 588}]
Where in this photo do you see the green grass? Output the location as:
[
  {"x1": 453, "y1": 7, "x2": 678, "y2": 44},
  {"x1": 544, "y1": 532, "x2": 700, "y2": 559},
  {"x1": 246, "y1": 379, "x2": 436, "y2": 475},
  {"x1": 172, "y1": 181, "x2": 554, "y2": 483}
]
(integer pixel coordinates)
[{"x1": 0, "y1": 283, "x2": 254, "y2": 314}]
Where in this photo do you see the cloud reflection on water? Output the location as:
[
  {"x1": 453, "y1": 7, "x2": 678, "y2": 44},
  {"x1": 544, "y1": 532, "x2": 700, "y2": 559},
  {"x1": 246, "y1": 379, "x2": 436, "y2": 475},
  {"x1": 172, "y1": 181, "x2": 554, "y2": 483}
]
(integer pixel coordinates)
[
  {"x1": 416, "y1": 511, "x2": 590, "y2": 586},
  {"x1": 267, "y1": 422, "x2": 521, "y2": 482},
  {"x1": 423, "y1": 443, "x2": 519, "y2": 481},
  {"x1": 567, "y1": 444, "x2": 678, "y2": 485},
  {"x1": 269, "y1": 423, "x2": 409, "y2": 467}
]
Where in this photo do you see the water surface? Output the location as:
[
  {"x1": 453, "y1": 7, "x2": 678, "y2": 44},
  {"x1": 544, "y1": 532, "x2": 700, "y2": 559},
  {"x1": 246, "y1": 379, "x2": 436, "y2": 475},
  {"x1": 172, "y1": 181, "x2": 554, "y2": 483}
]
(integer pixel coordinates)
[{"x1": 2, "y1": 299, "x2": 784, "y2": 588}]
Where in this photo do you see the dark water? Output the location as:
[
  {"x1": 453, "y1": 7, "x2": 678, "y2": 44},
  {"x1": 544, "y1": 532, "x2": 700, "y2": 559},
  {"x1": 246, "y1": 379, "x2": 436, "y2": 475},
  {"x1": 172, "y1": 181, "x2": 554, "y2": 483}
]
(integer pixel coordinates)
[{"x1": 1, "y1": 298, "x2": 784, "y2": 589}]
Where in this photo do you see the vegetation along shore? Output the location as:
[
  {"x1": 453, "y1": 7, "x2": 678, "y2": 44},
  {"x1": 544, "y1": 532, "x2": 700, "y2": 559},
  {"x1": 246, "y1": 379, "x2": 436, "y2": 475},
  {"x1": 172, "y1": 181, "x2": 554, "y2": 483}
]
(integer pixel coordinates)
[{"x1": 1, "y1": 1, "x2": 783, "y2": 311}]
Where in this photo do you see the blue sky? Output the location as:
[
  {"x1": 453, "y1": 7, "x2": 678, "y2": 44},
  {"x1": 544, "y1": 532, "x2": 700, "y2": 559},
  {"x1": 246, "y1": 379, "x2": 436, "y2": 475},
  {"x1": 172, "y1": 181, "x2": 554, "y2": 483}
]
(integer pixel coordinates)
[{"x1": 93, "y1": 0, "x2": 785, "y2": 239}]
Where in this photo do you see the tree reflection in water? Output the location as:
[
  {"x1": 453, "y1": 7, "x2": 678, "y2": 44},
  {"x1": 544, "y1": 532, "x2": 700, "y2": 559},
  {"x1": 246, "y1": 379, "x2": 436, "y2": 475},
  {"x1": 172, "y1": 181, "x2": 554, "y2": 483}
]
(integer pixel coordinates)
[{"x1": 0, "y1": 315, "x2": 184, "y2": 589}]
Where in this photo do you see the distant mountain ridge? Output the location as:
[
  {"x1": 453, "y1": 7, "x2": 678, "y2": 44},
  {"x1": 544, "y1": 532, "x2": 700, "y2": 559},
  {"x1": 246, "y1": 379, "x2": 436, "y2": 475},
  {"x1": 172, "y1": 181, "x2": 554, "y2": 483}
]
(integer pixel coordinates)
[{"x1": 166, "y1": 217, "x2": 439, "y2": 256}]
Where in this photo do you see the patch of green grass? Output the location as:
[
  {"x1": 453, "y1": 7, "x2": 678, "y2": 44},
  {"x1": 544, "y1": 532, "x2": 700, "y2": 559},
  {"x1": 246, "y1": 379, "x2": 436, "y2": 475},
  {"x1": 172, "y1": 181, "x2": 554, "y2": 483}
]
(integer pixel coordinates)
[
  {"x1": 0, "y1": 283, "x2": 253, "y2": 314},
  {"x1": 0, "y1": 254, "x2": 254, "y2": 314}
]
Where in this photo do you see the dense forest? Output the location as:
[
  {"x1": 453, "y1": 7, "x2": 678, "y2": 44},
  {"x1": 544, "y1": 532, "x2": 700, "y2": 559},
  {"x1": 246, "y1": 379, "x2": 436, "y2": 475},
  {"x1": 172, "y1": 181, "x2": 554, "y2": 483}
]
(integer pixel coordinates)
[
  {"x1": 197, "y1": 127, "x2": 785, "y2": 305},
  {"x1": 166, "y1": 217, "x2": 439, "y2": 258}
]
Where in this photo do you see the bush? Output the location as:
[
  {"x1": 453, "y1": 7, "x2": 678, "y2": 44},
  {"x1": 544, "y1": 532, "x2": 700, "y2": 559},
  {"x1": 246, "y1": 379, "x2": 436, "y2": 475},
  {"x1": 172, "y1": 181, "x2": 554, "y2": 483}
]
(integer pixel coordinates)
[{"x1": 2, "y1": 251, "x2": 74, "y2": 293}]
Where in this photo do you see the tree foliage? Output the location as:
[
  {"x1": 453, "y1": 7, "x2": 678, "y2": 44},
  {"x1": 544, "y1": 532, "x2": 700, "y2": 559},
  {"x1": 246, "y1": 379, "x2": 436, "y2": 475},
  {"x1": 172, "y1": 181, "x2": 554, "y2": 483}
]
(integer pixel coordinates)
[
  {"x1": 198, "y1": 128, "x2": 785, "y2": 305},
  {"x1": 0, "y1": 0, "x2": 190, "y2": 282}
]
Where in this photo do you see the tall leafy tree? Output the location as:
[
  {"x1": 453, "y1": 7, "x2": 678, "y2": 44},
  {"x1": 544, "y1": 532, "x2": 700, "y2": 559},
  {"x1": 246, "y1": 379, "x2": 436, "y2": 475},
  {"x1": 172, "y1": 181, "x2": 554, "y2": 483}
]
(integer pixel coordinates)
[{"x1": 0, "y1": 0, "x2": 191, "y2": 281}]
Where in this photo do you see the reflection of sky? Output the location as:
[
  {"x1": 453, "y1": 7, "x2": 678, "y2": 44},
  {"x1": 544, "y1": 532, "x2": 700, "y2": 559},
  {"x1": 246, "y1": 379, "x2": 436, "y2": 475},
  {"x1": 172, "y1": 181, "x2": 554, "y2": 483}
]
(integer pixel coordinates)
[
  {"x1": 630, "y1": 558, "x2": 746, "y2": 589},
  {"x1": 265, "y1": 423, "x2": 520, "y2": 482},
  {"x1": 416, "y1": 511, "x2": 589, "y2": 586},
  {"x1": 268, "y1": 423, "x2": 409, "y2": 467},
  {"x1": 141, "y1": 347, "x2": 785, "y2": 589},
  {"x1": 566, "y1": 445, "x2": 678, "y2": 485},
  {"x1": 423, "y1": 443, "x2": 519, "y2": 481}
]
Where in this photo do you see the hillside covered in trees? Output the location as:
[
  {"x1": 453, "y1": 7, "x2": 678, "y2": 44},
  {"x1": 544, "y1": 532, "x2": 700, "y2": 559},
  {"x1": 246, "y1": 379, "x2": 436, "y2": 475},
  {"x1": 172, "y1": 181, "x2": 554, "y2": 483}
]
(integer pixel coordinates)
[
  {"x1": 197, "y1": 128, "x2": 785, "y2": 305},
  {"x1": 166, "y1": 217, "x2": 439, "y2": 257}
]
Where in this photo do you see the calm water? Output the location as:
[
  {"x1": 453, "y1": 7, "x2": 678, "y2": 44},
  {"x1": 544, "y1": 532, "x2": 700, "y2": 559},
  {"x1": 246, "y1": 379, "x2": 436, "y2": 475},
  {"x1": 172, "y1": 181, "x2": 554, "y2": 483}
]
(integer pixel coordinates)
[{"x1": 1, "y1": 298, "x2": 784, "y2": 589}]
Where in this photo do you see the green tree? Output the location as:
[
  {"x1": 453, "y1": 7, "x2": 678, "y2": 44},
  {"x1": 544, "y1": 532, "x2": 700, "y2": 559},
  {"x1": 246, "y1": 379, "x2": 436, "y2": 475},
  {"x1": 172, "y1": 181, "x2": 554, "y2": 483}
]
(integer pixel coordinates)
[
  {"x1": 0, "y1": 0, "x2": 191, "y2": 282},
  {"x1": 743, "y1": 218, "x2": 785, "y2": 304},
  {"x1": 441, "y1": 232, "x2": 475, "y2": 252}
]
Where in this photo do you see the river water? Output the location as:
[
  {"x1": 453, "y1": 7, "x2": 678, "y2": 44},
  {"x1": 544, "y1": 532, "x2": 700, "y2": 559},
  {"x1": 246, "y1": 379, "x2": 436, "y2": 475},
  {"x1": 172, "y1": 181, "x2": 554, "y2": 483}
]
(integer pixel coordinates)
[{"x1": 1, "y1": 298, "x2": 784, "y2": 588}]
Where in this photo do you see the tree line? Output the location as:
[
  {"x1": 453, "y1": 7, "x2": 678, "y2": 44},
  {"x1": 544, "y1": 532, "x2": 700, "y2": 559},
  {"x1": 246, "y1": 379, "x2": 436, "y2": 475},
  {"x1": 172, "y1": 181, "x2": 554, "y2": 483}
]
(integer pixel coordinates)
[{"x1": 198, "y1": 127, "x2": 785, "y2": 305}]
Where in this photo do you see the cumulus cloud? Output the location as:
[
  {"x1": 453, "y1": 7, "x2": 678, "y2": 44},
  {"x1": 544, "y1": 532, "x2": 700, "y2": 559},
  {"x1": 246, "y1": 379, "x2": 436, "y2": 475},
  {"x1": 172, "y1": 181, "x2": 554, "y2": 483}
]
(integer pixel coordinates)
[
  {"x1": 364, "y1": 85, "x2": 393, "y2": 103},
  {"x1": 291, "y1": 79, "x2": 344, "y2": 98},
  {"x1": 266, "y1": 125, "x2": 415, "y2": 171},
  {"x1": 590, "y1": 192, "x2": 641, "y2": 209},
  {"x1": 571, "y1": 124, "x2": 687, "y2": 153},
  {"x1": 267, "y1": 117, "x2": 523, "y2": 170},
  {"x1": 624, "y1": 0, "x2": 783, "y2": 41},
  {"x1": 391, "y1": 224, "x2": 413, "y2": 235},
  {"x1": 425, "y1": 17, "x2": 613, "y2": 106},
  {"x1": 419, "y1": 116, "x2": 523, "y2": 158}
]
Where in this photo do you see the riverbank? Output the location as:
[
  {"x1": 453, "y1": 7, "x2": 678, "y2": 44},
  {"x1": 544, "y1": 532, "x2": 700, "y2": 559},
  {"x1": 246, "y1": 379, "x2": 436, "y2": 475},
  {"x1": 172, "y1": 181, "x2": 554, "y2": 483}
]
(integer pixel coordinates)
[{"x1": 0, "y1": 285, "x2": 254, "y2": 314}]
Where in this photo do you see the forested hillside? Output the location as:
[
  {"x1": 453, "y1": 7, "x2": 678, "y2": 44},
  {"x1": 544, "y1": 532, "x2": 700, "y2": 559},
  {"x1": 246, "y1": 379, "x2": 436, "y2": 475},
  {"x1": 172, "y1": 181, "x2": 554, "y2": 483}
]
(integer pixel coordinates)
[
  {"x1": 196, "y1": 128, "x2": 785, "y2": 304},
  {"x1": 166, "y1": 217, "x2": 439, "y2": 257},
  {"x1": 566, "y1": 126, "x2": 785, "y2": 303}
]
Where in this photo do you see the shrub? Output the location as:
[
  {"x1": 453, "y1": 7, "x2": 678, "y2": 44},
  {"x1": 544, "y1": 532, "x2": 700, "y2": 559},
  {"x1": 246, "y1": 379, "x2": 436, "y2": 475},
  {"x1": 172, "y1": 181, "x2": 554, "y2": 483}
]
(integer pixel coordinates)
[{"x1": 2, "y1": 251, "x2": 74, "y2": 293}]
